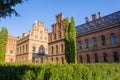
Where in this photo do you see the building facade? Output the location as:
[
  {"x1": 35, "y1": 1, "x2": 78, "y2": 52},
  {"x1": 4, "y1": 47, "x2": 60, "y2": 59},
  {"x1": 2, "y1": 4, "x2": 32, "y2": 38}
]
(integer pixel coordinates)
[
  {"x1": 48, "y1": 13, "x2": 66, "y2": 64},
  {"x1": 5, "y1": 11, "x2": 120, "y2": 63},
  {"x1": 5, "y1": 34, "x2": 18, "y2": 62},
  {"x1": 76, "y1": 11, "x2": 120, "y2": 63},
  {"x1": 16, "y1": 21, "x2": 48, "y2": 63}
]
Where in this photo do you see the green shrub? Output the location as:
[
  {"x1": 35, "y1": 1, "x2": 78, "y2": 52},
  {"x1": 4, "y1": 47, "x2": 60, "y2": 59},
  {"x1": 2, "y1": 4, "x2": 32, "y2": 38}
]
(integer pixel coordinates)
[{"x1": 0, "y1": 63, "x2": 120, "y2": 80}]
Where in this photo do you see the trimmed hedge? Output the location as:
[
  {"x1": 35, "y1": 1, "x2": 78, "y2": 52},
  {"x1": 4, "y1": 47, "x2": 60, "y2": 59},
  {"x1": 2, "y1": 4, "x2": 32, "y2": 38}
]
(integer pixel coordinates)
[{"x1": 0, "y1": 63, "x2": 120, "y2": 80}]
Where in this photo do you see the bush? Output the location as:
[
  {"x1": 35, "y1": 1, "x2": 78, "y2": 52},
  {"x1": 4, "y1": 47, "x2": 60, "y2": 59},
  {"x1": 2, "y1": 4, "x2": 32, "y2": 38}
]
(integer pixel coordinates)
[{"x1": 0, "y1": 63, "x2": 120, "y2": 80}]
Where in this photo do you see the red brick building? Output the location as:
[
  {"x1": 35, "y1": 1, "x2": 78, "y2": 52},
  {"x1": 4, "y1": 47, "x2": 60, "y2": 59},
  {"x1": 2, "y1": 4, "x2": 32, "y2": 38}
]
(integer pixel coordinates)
[
  {"x1": 5, "y1": 11, "x2": 120, "y2": 64},
  {"x1": 47, "y1": 13, "x2": 66, "y2": 64},
  {"x1": 76, "y1": 11, "x2": 120, "y2": 63},
  {"x1": 5, "y1": 34, "x2": 18, "y2": 62}
]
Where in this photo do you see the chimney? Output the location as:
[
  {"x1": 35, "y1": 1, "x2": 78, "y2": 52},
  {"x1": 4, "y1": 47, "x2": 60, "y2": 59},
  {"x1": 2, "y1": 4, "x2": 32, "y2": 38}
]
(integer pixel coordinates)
[
  {"x1": 98, "y1": 12, "x2": 102, "y2": 18},
  {"x1": 92, "y1": 13, "x2": 97, "y2": 21},
  {"x1": 85, "y1": 17, "x2": 89, "y2": 23}
]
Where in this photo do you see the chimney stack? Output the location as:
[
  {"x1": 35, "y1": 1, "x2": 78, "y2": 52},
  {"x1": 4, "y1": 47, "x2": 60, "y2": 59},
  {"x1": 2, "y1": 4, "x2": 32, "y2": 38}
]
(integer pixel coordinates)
[
  {"x1": 92, "y1": 13, "x2": 97, "y2": 21},
  {"x1": 98, "y1": 12, "x2": 102, "y2": 18},
  {"x1": 85, "y1": 17, "x2": 89, "y2": 23}
]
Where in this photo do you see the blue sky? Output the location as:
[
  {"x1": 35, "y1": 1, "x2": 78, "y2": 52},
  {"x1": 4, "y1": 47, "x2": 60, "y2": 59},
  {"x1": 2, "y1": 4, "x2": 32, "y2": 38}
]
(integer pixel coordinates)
[{"x1": 0, "y1": 0, "x2": 120, "y2": 37}]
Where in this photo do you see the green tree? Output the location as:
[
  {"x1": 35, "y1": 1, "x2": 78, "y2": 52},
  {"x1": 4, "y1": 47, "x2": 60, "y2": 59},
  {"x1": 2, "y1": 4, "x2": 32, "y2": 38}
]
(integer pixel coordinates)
[
  {"x1": 65, "y1": 17, "x2": 77, "y2": 63},
  {"x1": 0, "y1": 0, "x2": 28, "y2": 19},
  {"x1": 65, "y1": 18, "x2": 70, "y2": 63},
  {"x1": 0, "y1": 27, "x2": 8, "y2": 62}
]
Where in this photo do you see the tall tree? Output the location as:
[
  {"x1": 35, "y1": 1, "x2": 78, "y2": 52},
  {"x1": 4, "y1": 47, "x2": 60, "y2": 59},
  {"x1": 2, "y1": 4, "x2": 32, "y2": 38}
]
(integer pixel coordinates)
[
  {"x1": 0, "y1": 27, "x2": 8, "y2": 62},
  {"x1": 65, "y1": 18, "x2": 70, "y2": 63},
  {"x1": 69, "y1": 17, "x2": 77, "y2": 63},
  {"x1": 65, "y1": 17, "x2": 77, "y2": 63},
  {"x1": 0, "y1": 0, "x2": 28, "y2": 19}
]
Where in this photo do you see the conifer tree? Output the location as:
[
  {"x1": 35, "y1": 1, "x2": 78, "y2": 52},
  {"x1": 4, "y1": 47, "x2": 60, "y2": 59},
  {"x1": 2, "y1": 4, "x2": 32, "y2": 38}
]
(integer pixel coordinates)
[
  {"x1": 0, "y1": 0, "x2": 28, "y2": 19},
  {"x1": 65, "y1": 17, "x2": 77, "y2": 63},
  {"x1": 65, "y1": 18, "x2": 70, "y2": 63},
  {"x1": 69, "y1": 17, "x2": 77, "y2": 63},
  {"x1": 0, "y1": 27, "x2": 8, "y2": 62}
]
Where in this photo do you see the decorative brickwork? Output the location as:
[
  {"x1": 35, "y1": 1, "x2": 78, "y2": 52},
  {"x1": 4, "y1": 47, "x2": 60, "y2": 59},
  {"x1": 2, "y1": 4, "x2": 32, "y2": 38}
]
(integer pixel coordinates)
[
  {"x1": 5, "y1": 34, "x2": 18, "y2": 62},
  {"x1": 16, "y1": 21, "x2": 48, "y2": 63},
  {"x1": 76, "y1": 11, "x2": 120, "y2": 63},
  {"x1": 5, "y1": 11, "x2": 120, "y2": 64}
]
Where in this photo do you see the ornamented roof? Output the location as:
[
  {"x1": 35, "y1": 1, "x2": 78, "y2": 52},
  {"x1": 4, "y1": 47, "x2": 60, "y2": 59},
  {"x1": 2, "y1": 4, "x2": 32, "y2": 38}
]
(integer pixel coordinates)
[{"x1": 76, "y1": 11, "x2": 120, "y2": 36}]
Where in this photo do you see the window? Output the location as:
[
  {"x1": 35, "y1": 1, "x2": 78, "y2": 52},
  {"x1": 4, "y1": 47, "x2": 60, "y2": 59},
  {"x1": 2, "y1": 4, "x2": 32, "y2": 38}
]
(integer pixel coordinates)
[
  {"x1": 10, "y1": 50, "x2": 14, "y2": 54},
  {"x1": 56, "y1": 57, "x2": 58, "y2": 63},
  {"x1": 23, "y1": 46, "x2": 24, "y2": 53},
  {"x1": 113, "y1": 52, "x2": 119, "y2": 62},
  {"x1": 93, "y1": 37, "x2": 97, "y2": 47},
  {"x1": 32, "y1": 46, "x2": 35, "y2": 53},
  {"x1": 51, "y1": 58, "x2": 53, "y2": 62},
  {"x1": 61, "y1": 44, "x2": 63, "y2": 53},
  {"x1": 79, "y1": 55, "x2": 83, "y2": 63},
  {"x1": 54, "y1": 33, "x2": 56, "y2": 40},
  {"x1": 85, "y1": 39, "x2": 89, "y2": 48},
  {"x1": 58, "y1": 31, "x2": 61, "y2": 39},
  {"x1": 110, "y1": 33, "x2": 117, "y2": 45},
  {"x1": 87, "y1": 55, "x2": 90, "y2": 63},
  {"x1": 51, "y1": 47, "x2": 53, "y2": 54},
  {"x1": 94, "y1": 54, "x2": 98, "y2": 63},
  {"x1": 56, "y1": 45, "x2": 58, "y2": 55},
  {"x1": 39, "y1": 45, "x2": 45, "y2": 54},
  {"x1": 26, "y1": 44, "x2": 28, "y2": 53},
  {"x1": 20, "y1": 47, "x2": 21, "y2": 54},
  {"x1": 79, "y1": 41, "x2": 82, "y2": 49},
  {"x1": 101, "y1": 35, "x2": 106, "y2": 46},
  {"x1": 103, "y1": 53, "x2": 108, "y2": 62}
]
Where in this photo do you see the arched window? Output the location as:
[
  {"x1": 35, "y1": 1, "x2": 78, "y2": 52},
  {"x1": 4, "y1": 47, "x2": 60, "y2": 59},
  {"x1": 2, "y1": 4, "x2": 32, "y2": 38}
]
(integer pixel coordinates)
[
  {"x1": 79, "y1": 55, "x2": 83, "y2": 63},
  {"x1": 51, "y1": 46, "x2": 53, "y2": 54},
  {"x1": 32, "y1": 46, "x2": 35, "y2": 53},
  {"x1": 85, "y1": 39, "x2": 89, "y2": 49},
  {"x1": 54, "y1": 33, "x2": 56, "y2": 40},
  {"x1": 56, "y1": 57, "x2": 58, "y2": 63},
  {"x1": 39, "y1": 45, "x2": 45, "y2": 54},
  {"x1": 103, "y1": 53, "x2": 108, "y2": 62},
  {"x1": 26, "y1": 44, "x2": 28, "y2": 53},
  {"x1": 56, "y1": 45, "x2": 58, "y2": 55},
  {"x1": 101, "y1": 35, "x2": 106, "y2": 45},
  {"x1": 113, "y1": 52, "x2": 119, "y2": 62},
  {"x1": 93, "y1": 37, "x2": 97, "y2": 47},
  {"x1": 79, "y1": 41, "x2": 82, "y2": 49},
  {"x1": 23, "y1": 46, "x2": 24, "y2": 53},
  {"x1": 20, "y1": 47, "x2": 21, "y2": 54},
  {"x1": 110, "y1": 33, "x2": 117, "y2": 45},
  {"x1": 87, "y1": 55, "x2": 90, "y2": 63},
  {"x1": 51, "y1": 58, "x2": 53, "y2": 62},
  {"x1": 61, "y1": 57, "x2": 64, "y2": 64},
  {"x1": 94, "y1": 54, "x2": 98, "y2": 63},
  {"x1": 61, "y1": 44, "x2": 64, "y2": 53}
]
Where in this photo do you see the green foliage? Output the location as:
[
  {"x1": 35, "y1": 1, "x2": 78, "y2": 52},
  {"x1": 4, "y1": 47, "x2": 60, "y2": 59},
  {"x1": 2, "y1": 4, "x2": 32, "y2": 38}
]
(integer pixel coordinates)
[
  {"x1": 65, "y1": 18, "x2": 70, "y2": 63},
  {"x1": 0, "y1": 27, "x2": 8, "y2": 62},
  {"x1": 0, "y1": 0, "x2": 28, "y2": 18},
  {"x1": 0, "y1": 63, "x2": 120, "y2": 80},
  {"x1": 65, "y1": 17, "x2": 77, "y2": 63}
]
